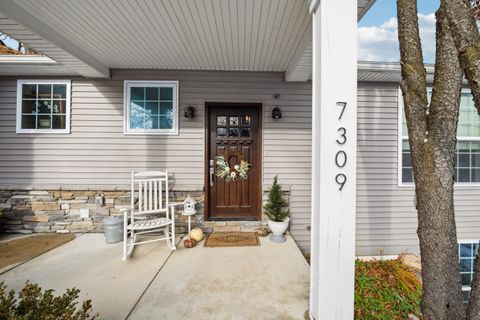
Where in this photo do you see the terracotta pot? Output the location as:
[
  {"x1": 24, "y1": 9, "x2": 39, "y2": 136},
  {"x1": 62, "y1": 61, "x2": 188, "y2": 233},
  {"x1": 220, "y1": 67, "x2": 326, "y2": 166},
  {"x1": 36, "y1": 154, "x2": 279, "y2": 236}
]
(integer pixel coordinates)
[{"x1": 184, "y1": 238, "x2": 196, "y2": 248}]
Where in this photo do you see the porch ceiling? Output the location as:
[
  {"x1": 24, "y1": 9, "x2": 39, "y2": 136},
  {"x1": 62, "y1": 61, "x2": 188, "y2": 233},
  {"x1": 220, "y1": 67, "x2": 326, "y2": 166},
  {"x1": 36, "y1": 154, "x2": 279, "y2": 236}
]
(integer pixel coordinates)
[{"x1": 0, "y1": 0, "x2": 375, "y2": 79}]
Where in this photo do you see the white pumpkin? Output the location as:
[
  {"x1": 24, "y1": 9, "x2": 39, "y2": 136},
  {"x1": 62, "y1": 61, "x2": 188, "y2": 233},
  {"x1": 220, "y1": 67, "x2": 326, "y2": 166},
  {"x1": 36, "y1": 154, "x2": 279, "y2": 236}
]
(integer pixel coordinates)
[{"x1": 189, "y1": 227, "x2": 204, "y2": 241}]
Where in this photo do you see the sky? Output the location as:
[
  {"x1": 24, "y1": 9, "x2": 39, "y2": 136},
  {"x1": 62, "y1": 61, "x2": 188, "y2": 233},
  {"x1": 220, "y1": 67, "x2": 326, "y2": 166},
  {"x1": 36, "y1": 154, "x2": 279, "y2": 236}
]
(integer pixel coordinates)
[{"x1": 358, "y1": 0, "x2": 440, "y2": 63}]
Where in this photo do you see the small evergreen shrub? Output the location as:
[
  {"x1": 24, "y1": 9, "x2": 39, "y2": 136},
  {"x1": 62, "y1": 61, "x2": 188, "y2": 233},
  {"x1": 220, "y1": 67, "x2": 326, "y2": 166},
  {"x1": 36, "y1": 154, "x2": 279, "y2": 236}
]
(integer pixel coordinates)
[
  {"x1": 264, "y1": 175, "x2": 289, "y2": 222},
  {"x1": 0, "y1": 281, "x2": 98, "y2": 320},
  {"x1": 355, "y1": 259, "x2": 422, "y2": 320}
]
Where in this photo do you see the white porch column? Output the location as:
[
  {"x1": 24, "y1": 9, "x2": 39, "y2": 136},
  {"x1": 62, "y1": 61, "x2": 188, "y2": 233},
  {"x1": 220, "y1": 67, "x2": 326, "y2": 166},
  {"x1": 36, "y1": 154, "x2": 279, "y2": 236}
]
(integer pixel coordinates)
[{"x1": 309, "y1": 0, "x2": 357, "y2": 319}]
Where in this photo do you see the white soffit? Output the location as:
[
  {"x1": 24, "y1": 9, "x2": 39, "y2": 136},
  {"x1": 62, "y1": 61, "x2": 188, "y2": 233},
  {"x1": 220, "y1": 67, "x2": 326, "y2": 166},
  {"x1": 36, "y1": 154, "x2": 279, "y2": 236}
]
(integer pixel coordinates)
[
  {"x1": 1, "y1": 0, "x2": 311, "y2": 73},
  {"x1": 286, "y1": 0, "x2": 376, "y2": 81},
  {"x1": 0, "y1": 12, "x2": 108, "y2": 78}
]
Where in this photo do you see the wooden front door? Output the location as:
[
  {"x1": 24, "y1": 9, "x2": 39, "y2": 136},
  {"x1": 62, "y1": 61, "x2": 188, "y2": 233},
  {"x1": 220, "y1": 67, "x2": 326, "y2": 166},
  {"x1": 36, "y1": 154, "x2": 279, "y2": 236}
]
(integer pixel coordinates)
[{"x1": 206, "y1": 103, "x2": 261, "y2": 220}]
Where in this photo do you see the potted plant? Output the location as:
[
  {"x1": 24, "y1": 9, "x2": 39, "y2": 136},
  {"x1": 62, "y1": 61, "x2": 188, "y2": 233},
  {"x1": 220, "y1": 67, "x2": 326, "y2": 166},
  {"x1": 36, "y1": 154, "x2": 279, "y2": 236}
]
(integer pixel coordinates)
[{"x1": 264, "y1": 175, "x2": 289, "y2": 243}]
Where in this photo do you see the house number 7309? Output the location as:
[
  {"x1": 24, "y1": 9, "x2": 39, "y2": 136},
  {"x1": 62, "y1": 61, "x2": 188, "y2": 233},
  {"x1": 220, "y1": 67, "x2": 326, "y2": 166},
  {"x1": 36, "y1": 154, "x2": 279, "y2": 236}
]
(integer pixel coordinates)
[{"x1": 335, "y1": 102, "x2": 347, "y2": 191}]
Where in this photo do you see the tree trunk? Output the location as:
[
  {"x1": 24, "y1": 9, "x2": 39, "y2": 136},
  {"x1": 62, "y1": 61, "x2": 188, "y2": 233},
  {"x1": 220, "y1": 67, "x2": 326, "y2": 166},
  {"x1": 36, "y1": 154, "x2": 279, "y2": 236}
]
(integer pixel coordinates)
[
  {"x1": 442, "y1": 1, "x2": 480, "y2": 318},
  {"x1": 443, "y1": 0, "x2": 480, "y2": 112},
  {"x1": 397, "y1": 1, "x2": 465, "y2": 318}
]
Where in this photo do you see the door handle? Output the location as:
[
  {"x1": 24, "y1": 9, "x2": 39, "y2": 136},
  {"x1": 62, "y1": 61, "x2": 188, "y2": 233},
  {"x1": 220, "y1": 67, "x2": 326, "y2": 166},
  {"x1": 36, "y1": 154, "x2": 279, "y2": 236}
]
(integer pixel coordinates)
[{"x1": 210, "y1": 167, "x2": 215, "y2": 187}]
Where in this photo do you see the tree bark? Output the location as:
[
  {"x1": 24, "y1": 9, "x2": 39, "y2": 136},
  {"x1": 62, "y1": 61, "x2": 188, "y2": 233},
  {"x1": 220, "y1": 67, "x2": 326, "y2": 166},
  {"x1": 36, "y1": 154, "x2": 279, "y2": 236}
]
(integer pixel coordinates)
[
  {"x1": 443, "y1": 0, "x2": 480, "y2": 113},
  {"x1": 398, "y1": 1, "x2": 465, "y2": 318}
]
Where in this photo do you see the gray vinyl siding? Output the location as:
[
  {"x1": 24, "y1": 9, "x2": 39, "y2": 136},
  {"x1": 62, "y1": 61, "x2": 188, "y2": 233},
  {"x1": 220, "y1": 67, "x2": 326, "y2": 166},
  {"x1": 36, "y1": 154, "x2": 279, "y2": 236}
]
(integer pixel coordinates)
[
  {"x1": 356, "y1": 82, "x2": 480, "y2": 256},
  {"x1": 0, "y1": 70, "x2": 312, "y2": 251}
]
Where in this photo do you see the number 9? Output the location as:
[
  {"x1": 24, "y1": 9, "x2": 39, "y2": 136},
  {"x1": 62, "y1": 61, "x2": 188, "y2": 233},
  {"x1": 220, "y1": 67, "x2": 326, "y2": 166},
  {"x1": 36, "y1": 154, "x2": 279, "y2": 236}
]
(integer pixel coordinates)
[{"x1": 335, "y1": 174, "x2": 347, "y2": 191}]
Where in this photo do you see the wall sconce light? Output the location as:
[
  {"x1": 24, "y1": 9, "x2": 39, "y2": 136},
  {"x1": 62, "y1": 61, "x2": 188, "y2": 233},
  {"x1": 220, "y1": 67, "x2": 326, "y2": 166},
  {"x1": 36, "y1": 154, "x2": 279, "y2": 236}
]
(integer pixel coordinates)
[
  {"x1": 184, "y1": 106, "x2": 196, "y2": 118},
  {"x1": 272, "y1": 107, "x2": 282, "y2": 119}
]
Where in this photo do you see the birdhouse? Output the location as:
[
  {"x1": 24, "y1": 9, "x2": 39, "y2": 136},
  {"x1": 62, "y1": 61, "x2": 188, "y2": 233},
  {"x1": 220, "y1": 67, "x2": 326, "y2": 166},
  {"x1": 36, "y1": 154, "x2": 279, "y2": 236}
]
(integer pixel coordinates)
[{"x1": 183, "y1": 194, "x2": 196, "y2": 215}]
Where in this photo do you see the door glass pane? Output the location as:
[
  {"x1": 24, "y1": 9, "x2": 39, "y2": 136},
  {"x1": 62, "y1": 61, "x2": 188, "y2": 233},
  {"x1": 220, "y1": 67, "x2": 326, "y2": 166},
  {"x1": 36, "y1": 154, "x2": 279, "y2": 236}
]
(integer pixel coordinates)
[
  {"x1": 240, "y1": 128, "x2": 250, "y2": 137},
  {"x1": 229, "y1": 128, "x2": 239, "y2": 137},
  {"x1": 217, "y1": 127, "x2": 227, "y2": 137},
  {"x1": 229, "y1": 116, "x2": 239, "y2": 126},
  {"x1": 217, "y1": 116, "x2": 227, "y2": 126},
  {"x1": 241, "y1": 116, "x2": 251, "y2": 126}
]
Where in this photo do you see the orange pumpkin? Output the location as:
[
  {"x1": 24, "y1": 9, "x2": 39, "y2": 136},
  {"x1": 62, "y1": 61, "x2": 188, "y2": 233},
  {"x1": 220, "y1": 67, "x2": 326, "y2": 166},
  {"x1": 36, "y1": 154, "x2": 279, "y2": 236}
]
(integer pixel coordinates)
[{"x1": 184, "y1": 238, "x2": 196, "y2": 248}]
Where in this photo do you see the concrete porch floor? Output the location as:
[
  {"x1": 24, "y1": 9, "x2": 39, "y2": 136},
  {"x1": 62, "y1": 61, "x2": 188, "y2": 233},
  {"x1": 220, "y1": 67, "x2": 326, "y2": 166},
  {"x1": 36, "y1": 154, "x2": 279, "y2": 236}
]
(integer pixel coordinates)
[{"x1": 0, "y1": 233, "x2": 309, "y2": 319}]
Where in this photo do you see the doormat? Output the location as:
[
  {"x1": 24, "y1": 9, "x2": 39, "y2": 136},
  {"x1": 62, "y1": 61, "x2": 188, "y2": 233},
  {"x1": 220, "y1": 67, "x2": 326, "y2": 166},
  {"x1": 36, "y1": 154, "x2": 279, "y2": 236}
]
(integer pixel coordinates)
[
  {"x1": 0, "y1": 234, "x2": 75, "y2": 270},
  {"x1": 204, "y1": 232, "x2": 260, "y2": 247}
]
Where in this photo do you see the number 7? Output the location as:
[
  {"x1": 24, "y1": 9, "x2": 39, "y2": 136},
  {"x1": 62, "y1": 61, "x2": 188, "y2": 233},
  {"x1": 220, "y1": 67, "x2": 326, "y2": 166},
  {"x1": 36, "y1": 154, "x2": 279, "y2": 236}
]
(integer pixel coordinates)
[{"x1": 336, "y1": 102, "x2": 347, "y2": 120}]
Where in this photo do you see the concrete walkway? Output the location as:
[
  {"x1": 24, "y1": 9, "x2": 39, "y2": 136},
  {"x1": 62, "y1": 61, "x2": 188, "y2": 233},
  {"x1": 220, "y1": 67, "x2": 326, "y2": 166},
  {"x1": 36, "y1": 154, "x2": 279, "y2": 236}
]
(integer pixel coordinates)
[{"x1": 0, "y1": 233, "x2": 309, "y2": 320}]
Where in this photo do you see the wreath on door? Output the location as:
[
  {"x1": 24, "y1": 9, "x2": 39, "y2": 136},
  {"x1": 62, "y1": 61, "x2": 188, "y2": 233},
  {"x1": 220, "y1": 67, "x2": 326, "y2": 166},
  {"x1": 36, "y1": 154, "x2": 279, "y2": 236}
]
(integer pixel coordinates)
[{"x1": 215, "y1": 156, "x2": 251, "y2": 182}]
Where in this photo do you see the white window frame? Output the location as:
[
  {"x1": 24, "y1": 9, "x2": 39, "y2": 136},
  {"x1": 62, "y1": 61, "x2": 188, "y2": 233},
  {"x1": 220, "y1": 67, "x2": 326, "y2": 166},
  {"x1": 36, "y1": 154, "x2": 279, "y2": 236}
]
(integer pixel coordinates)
[
  {"x1": 458, "y1": 239, "x2": 479, "y2": 301},
  {"x1": 123, "y1": 80, "x2": 179, "y2": 135},
  {"x1": 398, "y1": 87, "x2": 480, "y2": 187},
  {"x1": 16, "y1": 80, "x2": 71, "y2": 134}
]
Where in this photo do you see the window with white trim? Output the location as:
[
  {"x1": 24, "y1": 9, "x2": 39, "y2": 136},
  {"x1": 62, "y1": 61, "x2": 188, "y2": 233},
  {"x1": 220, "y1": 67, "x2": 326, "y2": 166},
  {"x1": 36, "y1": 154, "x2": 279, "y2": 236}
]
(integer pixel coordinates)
[
  {"x1": 401, "y1": 90, "x2": 480, "y2": 184},
  {"x1": 124, "y1": 81, "x2": 178, "y2": 135},
  {"x1": 16, "y1": 80, "x2": 71, "y2": 133},
  {"x1": 459, "y1": 241, "x2": 479, "y2": 303}
]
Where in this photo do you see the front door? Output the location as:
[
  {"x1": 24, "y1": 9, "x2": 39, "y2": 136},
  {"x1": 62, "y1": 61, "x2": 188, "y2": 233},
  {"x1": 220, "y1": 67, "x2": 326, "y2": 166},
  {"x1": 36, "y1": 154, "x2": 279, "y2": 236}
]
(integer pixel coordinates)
[{"x1": 206, "y1": 103, "x2": 261, "y2": 220}]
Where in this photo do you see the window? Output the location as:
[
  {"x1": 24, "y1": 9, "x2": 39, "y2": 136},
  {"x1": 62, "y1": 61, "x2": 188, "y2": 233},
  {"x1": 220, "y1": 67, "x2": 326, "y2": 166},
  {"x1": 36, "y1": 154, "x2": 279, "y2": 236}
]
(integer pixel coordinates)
[
  {"x1": 124, "y1": 81, "x2": 178, "y2": 135},
  {"x1": 459, "y1": 241, "x2": 479, "y2": 303},
  {"x1": 16, "y1": 80, "x2": 71, "y2": 133},
  {"x1": 400, "y1": 90, "x2": 480, "y2": 184}
]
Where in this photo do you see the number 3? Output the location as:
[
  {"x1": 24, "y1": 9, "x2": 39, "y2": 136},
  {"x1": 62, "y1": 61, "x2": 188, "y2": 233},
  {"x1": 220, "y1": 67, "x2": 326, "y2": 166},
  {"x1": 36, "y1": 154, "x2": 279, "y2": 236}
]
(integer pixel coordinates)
[{"x1": 336, "y1": 127, "x2": 346, "y2": 145}]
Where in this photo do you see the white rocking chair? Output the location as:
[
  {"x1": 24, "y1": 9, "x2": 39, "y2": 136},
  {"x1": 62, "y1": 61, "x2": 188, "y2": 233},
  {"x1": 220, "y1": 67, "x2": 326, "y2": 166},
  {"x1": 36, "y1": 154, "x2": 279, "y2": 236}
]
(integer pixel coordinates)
[{"x1": 122, "y1": 171, "x2": 176, "y2": 260}]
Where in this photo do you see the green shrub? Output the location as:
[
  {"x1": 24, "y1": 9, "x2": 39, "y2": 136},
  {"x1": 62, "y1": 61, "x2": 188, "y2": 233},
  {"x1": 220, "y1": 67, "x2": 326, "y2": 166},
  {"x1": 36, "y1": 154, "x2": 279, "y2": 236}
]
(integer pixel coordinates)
[
  {"x1": 355, "y1": 259, "x2": 422, "y2": 320},
  {"x1": 0, "y1": 281, "x2": 98, "y2": 320},
  {"x1": 264, "y1": 175, "x2": 289, "y2": 222}
]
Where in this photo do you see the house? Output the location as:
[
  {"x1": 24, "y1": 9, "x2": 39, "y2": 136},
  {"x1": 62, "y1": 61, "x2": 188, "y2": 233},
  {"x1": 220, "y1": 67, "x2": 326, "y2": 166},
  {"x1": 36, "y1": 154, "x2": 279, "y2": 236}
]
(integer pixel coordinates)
[{"x1": 1, "y1": 0, "x2": 479, "y2": 318}]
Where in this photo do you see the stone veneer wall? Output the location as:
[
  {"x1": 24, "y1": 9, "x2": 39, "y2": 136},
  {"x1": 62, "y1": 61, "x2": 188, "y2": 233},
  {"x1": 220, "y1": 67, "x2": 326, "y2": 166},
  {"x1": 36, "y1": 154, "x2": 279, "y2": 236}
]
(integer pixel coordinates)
[{"x1": 0, "y1": 189, "x2": 290, "y2": 235}]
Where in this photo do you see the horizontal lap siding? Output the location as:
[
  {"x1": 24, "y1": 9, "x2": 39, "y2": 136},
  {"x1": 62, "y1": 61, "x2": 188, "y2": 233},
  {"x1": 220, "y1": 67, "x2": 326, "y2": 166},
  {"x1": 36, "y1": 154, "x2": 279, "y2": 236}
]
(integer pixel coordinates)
[
  {"x1": 0, "y1": 70, "x2": 312, "y2": 251},
  {"x1": 356, "y1": 83, "x2": 480, "y2": 256}
]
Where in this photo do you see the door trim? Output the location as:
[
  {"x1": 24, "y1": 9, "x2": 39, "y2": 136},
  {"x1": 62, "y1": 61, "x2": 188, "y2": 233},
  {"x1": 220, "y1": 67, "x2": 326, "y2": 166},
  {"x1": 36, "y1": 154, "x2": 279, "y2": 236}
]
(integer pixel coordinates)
[{"x1": 204, "y1": 102, "x2": 263, "y2": 221}]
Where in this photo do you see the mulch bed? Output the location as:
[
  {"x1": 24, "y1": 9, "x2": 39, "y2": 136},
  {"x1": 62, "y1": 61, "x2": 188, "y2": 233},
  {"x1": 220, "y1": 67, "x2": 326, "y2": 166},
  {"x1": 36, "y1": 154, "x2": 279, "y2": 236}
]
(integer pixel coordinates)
[{"x1": 0, "y1": 234, "x2": 75, "y2": 270}]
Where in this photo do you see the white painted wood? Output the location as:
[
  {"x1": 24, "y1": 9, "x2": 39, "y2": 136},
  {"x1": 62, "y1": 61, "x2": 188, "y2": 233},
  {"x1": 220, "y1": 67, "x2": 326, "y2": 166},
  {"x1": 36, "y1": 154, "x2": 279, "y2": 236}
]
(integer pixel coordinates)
[
  {"x1": 309, "y1": 0, "x2": 357, "y2": 318},
  {"x1": 123, "y1": 170, "x2": 176, "y2": 260}
]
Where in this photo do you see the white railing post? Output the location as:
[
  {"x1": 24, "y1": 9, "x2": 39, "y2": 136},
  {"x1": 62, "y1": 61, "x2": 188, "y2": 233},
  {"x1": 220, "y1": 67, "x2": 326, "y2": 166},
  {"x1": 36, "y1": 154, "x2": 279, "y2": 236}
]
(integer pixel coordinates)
[{"x1": 309, "y1": 0, "x2": 357, "y2": 319}]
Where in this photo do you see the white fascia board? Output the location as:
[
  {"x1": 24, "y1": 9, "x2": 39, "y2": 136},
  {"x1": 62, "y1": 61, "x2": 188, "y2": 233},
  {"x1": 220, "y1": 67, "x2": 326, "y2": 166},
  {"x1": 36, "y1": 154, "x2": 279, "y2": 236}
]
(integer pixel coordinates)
[{"x1": 0, "y1": 0, "x2": 109, "y2": 78}]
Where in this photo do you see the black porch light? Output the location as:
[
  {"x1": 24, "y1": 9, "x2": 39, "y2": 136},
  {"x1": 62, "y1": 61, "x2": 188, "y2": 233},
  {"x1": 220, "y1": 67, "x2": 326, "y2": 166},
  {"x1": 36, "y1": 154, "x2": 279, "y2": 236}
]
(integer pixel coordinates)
[
  {"x1": 272, "y1": 107, "x2": 282, "y2": 119},
  {"x1": 184, "y1": 105, "x2": 196, "y2": 118}
]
